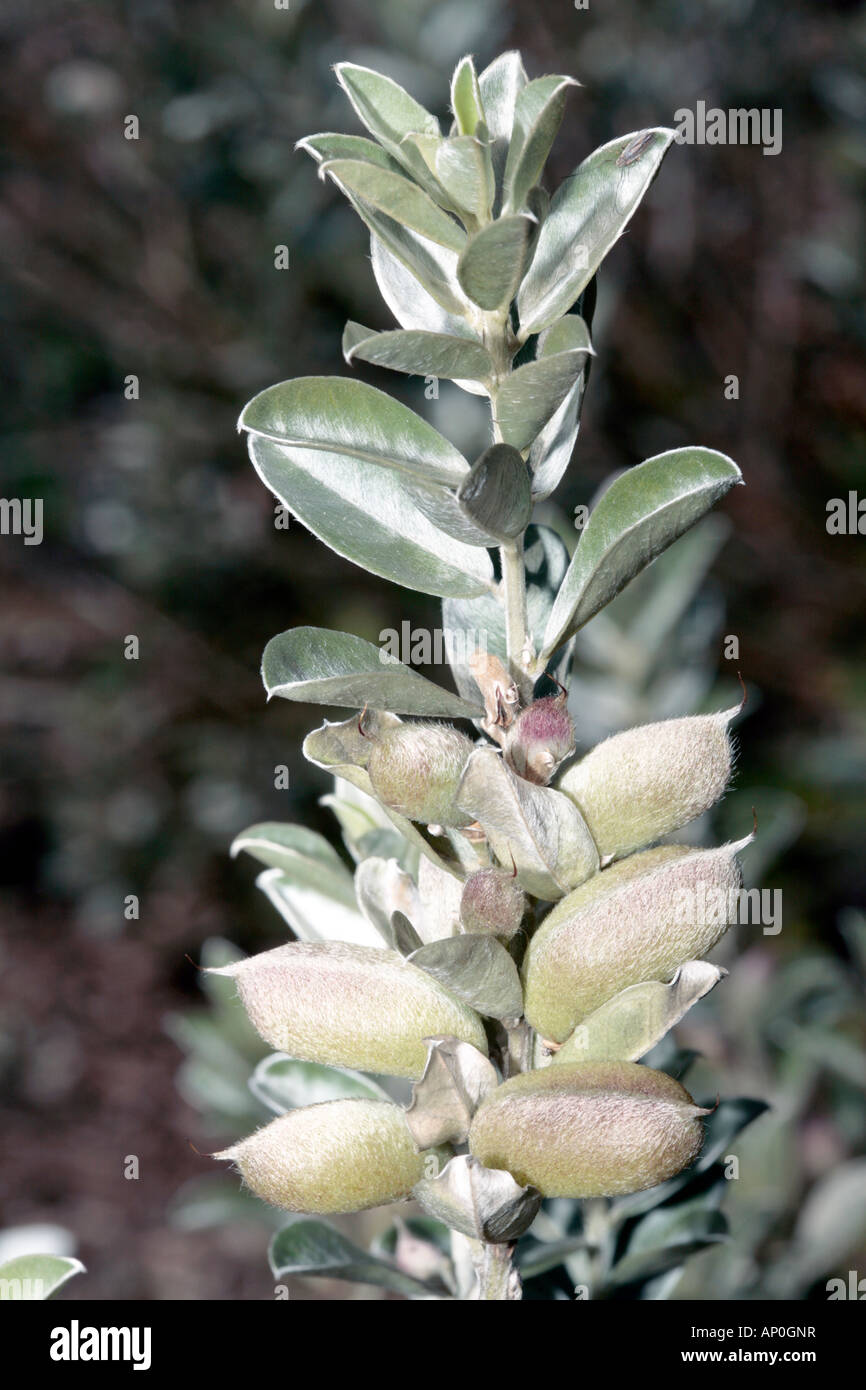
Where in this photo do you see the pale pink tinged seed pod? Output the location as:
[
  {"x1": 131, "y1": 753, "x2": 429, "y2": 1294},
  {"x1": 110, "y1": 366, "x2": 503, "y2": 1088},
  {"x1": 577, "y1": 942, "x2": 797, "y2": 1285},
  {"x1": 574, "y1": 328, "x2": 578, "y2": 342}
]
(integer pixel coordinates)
[
  {"x1": 469, "y1": 1061, "x2": 709, "y2": 1198},
  {"x1": 367, "y1": 722, "x2": 475, "y2": 827},
  {"x1": 211, "y1": 940, "x2": 488, "y2": 1080},
  {"x1": 459, "y1": 866, "x2": 526, "y2": 939},
  {"x1": 216, "y1": 1099, "x2": 434, "y2": 1214},
  {"x1": 556, "y1": 706, "x2": 738, "y2": 859},
  {"x1": 522, "y1": 840, "x2": 747, "y2": 1042},
  {"x1": 503, "y1": 694, "x2": 576, "y2": 785}
]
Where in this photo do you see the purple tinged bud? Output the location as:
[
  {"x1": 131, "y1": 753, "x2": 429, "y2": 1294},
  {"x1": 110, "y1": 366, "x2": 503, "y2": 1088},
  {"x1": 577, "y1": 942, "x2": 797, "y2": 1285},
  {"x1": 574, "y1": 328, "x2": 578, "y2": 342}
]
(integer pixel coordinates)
[
  {"x1": 460, "y1": 866, "x2": 526, "y2": 939},
  {"x1": 504, "y1": 694, "x2": 576, "y2": 785}
]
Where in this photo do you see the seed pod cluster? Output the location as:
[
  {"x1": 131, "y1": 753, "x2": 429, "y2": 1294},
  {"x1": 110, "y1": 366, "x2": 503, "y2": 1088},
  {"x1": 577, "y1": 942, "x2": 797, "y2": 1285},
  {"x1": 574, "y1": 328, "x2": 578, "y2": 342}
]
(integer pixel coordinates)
[
  {"x1": 218, "y1": 1099, "x2": 438, "y2": 1213},
  {"x1": 557, "y1": 707, "x2": 737, "y2": 859},
  {"x1": 213, "y1": 940, "x2": 488, "y2": 1080},
  {"x1": 469, "y1": 1062, "x2": 709, "y2": 1198},
  {"x1": 367, "y1": 721, "x2": 475, "y2": 827}
]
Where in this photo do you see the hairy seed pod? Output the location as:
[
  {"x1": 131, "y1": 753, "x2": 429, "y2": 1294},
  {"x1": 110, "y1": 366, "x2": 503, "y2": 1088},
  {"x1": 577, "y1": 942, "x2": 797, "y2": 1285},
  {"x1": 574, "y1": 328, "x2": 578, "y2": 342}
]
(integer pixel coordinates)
[
  {"x1": 211, "y1": 941, "x2": 488, "y2": 1079},
  {"x1": 217, "y1": 1099, "x2": 438, "y2": 1213},
  {"x1": 557, "y1": 707, "x2": 737, "y2": 859},
  {"x1": 469, "y1": 1062, "x2": 709, "y2": 1198},
  {"x1": 503, "y1": 694, "x2": 576, "y2": 785},
  {"x1": 522, "y1": 840, "x2": 747, "y2": 1041},
  {"x1": 367, "y1": 722, "x2": 475, "y2": 827},
  {"x1": 460, "y1": 867, "x2": 526, "y2": 939}
]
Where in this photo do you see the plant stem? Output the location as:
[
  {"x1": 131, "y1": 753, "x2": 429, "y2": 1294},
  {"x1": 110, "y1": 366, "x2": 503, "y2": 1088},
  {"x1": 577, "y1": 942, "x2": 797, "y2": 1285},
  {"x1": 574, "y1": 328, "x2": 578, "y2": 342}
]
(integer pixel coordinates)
[
  {"x1": 473, "y1": 1240, "x2": 522, "y2": 1300},
  {"x1": 500, "y1": 537, "x2": 533, "y2": 702}
]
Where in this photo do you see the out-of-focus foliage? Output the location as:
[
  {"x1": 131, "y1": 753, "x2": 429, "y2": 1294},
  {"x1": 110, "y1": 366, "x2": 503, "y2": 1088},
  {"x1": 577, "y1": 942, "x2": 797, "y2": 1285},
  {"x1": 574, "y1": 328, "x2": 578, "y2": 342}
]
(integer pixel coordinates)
[{"x1": 1, "y1": 0, "x2": 864, "y2": 1298}]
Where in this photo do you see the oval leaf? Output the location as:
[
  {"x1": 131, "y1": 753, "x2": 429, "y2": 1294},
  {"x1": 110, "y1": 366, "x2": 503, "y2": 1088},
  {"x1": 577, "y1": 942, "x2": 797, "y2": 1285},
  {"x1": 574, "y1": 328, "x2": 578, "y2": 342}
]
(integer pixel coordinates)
[
  {"x1": 457, "y1": 443, "x2": 532, "y2": 541},
  {"x1": 250, "y1": 1053, "x2": 390, "y2": 1113},
  {"x1": 502, "y1": 75, "x2": 578, "y2": 216},
  {"x1": 0, "y1": 1254, "x2": 85, "y2": 1300},
  {"x1": 334, "y1": 61, "x2": 446, "y2": 204},
  {"x1": 456, "y1": 747, "x2": 599, "y2": 900},
  {"x1": 296, "y1": 131, "x2": 404, "y2": 174},
  {"x1": 517, "y1": 127, "x2": 675, "y2": 336},
  {"x1": 553, "y1": 961, "x2": 727, "y2": 1064},
  {"x1": 493, "y1": 316, "x2": 594, "y2": 449},
  {"x1": 262, "y1": 627, "x2": 483, "y2": 718},
  {"x1": 269, "y1": 1217, "x2": 439, "y2": 1298},
  {"x1": 240, "y1": 375, "x2": 469, "y2": 488},
  {"x1": 248, "y1": 434, "x2": 494, "y2": 598},
  {"x1": 457, "y1": 215, "x2": 533, "y2": 310},
  {"x1": 342, "y1": 322, "x2": 494, "y2": 383},
  {"x1": 541, "y1": 447, "x2": 742, "y2": 655},
  {"x1": 406, "y1": 1036, "x2": 499, "y2": 1147},
  {"x1": 321, "y1": 159, "x2": 466, "y2": 252},
  {"x1": 451, "y1": 56, "x2": 485, "y2": 137},
  {"x1": 231, "y1": 821, "x2": 357, "y2": 906},
  {"x1": 409, "y1": 933, "x2": 523, "y2": 1020}
]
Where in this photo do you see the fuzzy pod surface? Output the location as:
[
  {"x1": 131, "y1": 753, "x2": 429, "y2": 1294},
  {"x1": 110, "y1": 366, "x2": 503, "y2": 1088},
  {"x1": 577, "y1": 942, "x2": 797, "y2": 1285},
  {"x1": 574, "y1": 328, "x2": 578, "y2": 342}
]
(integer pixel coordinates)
[
  {"x1": 367, "y1": 722, "x2": 475, "y2": 827},
  {"x1": 213, "y1": 941, "x2": 488, "y2": 1079},
  {"x1": 459, "y1": 866, "x2": 526, "y2": 939},
  {"x1": 557, "y1": 707, "x2": 737, "y2": 859},
  {"x1": 469, "y1": 1061, "x2": 708, "y2": 1198},
  {"x1": 522, "y1": 841, "x2": 745, "y2": 1041},
  {"x1": 504, "y1": 694, "x2": 576, "y2": 785},
  {"x1": 217, "y1": 1099, "x2": 435, "y2": 1213}
]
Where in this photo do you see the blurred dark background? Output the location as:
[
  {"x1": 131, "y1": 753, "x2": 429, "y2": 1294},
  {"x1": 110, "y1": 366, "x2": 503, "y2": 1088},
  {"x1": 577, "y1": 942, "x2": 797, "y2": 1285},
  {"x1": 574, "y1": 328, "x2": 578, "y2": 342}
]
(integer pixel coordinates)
[{"x1": 1, "y1": 0, "x2": 864, "y2": 1299}]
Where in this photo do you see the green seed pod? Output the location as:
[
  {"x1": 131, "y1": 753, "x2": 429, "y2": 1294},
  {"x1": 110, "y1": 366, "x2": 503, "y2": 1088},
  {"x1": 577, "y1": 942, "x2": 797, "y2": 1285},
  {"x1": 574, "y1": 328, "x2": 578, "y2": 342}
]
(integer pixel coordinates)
[
  {"x1": 557, "y1": 706, "x2": 738, "y2": 859},
  {"x1": 459, "y1": 866, "x2": 526, "y2": 939},
  {"x1": 522, "y1": 840, "x2": 747, "y2": 1042},
  {"x1": 504, "y1": 694, "x2": 576, "y2": 785},
  {"x1": 217, "y1": 1099, "x2": 437, "y2": 1214},
  {"x1": 367, "y1": 721, "x2": 475, "y2": 827},
  {"x1": 212, "y1": 940, "x2": 488, "y2": 1080},
  {"x1": 469, "y1": 1062, "x2": 708, "y2": 1198}
]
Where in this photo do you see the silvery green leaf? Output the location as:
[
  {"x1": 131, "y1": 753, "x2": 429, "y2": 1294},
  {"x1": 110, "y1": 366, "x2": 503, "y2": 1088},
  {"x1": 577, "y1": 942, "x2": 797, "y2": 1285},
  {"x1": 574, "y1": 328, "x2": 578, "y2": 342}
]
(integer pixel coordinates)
[
  {"x1": 541, "y1": 448, "x2": 742, "y2": 656},
  {"x1": 553, "y1": 962, "x2": 727, "y2": 1065},
  {"x1": 370, "y1": 233, "x2": 474, "y2": 337},
  {"x1": 787, "y1": 1159, "x2": 866, "y2": 1286},
  {"x1": 457, "y1": 215, "x2": 534, "y2": 310},
  {"x1": 451, "y1": 55, "x2": 485, "y2": 136},
  {"x1": 250, "y1": 1053, "x2": 390, "y2": 1113},
  {"x1": 358, "y1": 202, "x2": 468, "y2": 315},
  {"x1": 405, "y1": 482, "x2": 500, "y2": 548},
  {"x1": 457, "y1": 443, "x2": 532, "y2": 541},
  {"x1": 230, "y1": 821, "x2": 357, "y2": 908},
  {"x1": 334, "y1": 61, "x2": 446, "y2": 204},
  {"x1": 270, "y1": 1217, "x2": 439, "y2": 1298},
  {"x1": 529, "y1": 314, "x2": 592, "y2": 499},
  {"x1": 606, "y1": 1210, "x2": 728, "y2": 1292},
  {"x1": 442, "y1": 524, "x2": 570, "y2": 701},
  {"x1": 406, "y1": 1037, "x2": 500, "y2": 1147},
  {"x1": 320, "y1": 160, "x2": 466, "y2": 252},
  {"x1": 502, "y1": 76, "x2": 578, "y2": 215},
  {"x1": 413, "y1": 1154, "x2": 541, "y2": 1242},
  {"x1": 434, "y1": 135, "x2": 495, "y2": 222},
  {"x1": 456, "y1": 747, "x2": 599, "y2": 900},
  {"x1": 478, "y1": 51, "x2": 528, "y2": 190},
  {"x1": 342, "y1": 321, "x2": 494, "y2": 383},
  {"x1": 0, "y1": 1254, "x2": 85, "y2": 1300},
  {"x1": 391, "y1": 909, "x2": 424, "y2": 955},
  {"x1": 409, "y1": 933, "x2": 523, "y2": 1020},
  {"x1": 248, "y1": 435, "x2": 494, "y2": 598},
  {"x1": 255, "y1": 867, "x2": 382, "y2": 948},
  {"x1": 261, "y1": 626, "x2": 483, "y2": 718},
  {"x1": 240, "y1": 375, "x2": 468, "y2": 488},
  {"x1": 517, "y1": 127, "x2": 676, "y2": 336},
  {"x1": 517, "y1": 1236, "x2": 592, "y2": 1279},
  {"x1": 416, "y1": 853, "x2": 463, "y2": 943},
  {"x1": 354, "y1": 856, "x2": 420, "y2": 944},
  {"x1": 296, "y1": 131, "x2": 403, "y2": 173},
  {"x1": 493, "y1": 315, "x2": 594, "y2": 449}
]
